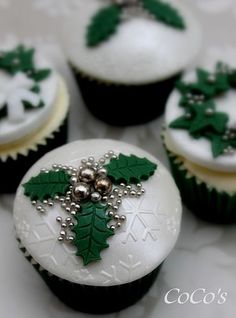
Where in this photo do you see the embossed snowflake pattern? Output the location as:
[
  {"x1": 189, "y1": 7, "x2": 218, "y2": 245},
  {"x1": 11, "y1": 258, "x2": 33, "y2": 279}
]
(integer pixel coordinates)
[
  {"x1": 101, "y1": 254, "x2": 141, "y2": 285},
  {"x1": 121, "y1": 196, "x2": 165, "y2": 244},
  {"x1": 32, "y1": 0, "x2": 80, "y2": 16}
]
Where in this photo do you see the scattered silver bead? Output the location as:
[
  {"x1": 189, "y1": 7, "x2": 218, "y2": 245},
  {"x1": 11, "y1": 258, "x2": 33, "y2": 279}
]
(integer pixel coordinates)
[
  {"x1": 117, "y1": 222, "x2": 122, "y2": 228},
  {"x1": 114, "y1": 214, "x2": 120, "y2": 220},
  {"x1": 70, "y1": 176, "x2": 77, "y2": 185},
  {"x1": 108, "y1": 211, "x2": 114, "y2": 217},
  {"x1": 61, "y1": 222, "x2": 67, "y2": 228},
  {"x1": 56, "y1": 216, "x2": 62, "y2": 223},
  {"x1": 60, "y1": 230, "x2": 66, "y2": 236},
  {"x1": 58, "y1": 236, "x2": 64, "y2": 242},
  {"x1": 110, "y1": 225, "x2": 116, "y2": 231},
  {"x1": 120, "y1": 215, "x2": 126, "y2": 221},
  {"x1": 130, "y1": 190, "x2": 136, "y2": 196},
  {"x1": 31, "y1": 200, "x2": 37, "y2": 206},
  {"x1": 66, "y1": 236, "x2": 75, "y2": 243}
]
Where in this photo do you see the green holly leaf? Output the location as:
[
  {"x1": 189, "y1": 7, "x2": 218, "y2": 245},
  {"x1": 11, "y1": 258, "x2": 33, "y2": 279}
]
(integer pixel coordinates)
[
  {"x1": 23, "y1": 170, "x2": 71, "y2": 202},
  {"x1": 197, "y1": 68, "x2": 230, "y2": 95},
  {"x1": 87, "y1": 4, "x2": 122, "y2": 47},
  {"x1": 169, "y1": 115, "x2": 192, "y2": 130},
  {"x1": 189, "y1": 104, "x2": 228, "y2": 135},
  {"x1": 73, "y1": 202, "x2": 113, "y2": 266},
  {"x1": 0, "y1": 45, "x2": 35, "y2": 74},
  {"x1": 210, "y1": 135, "x2": 228, "y2": 158},
  {"x1": 142, "y1": 0, "x2": 185, "y2": 30},
  {"x1": 105, "y1": 153, "x2": 157, "y2": 184},
  {"x1": 30, "y1": 68, "x2": 51, "y2": 82}
]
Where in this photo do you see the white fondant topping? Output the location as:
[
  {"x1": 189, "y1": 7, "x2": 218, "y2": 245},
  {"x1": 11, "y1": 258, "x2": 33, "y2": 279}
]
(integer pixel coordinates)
[
  {"x1": 63, "y1": 0, "x2": 202, "y2": 84},
  {"x1": 165, "y1": 68, "x2": 236, "y2": 173},
  {"x1": 0, "y1": 47, "x2": 58, "y2": 145},
  {"x1": 13, "y1": 139, "x2": 182, "y2": 286}
]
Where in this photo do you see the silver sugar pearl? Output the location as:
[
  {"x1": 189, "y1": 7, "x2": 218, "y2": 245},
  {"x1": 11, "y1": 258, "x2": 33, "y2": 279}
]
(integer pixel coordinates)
[
  {"x1": 79, "y1": 167, "x2": 96, "y2": 183},
  {"x1": 110, "y1": 225, "x2": 116, "y2": 231},
  {"x1": 97, "y1": 167, "x2": 107, "y2": 176},
  {"x1": 61, "y1": 222, "x2": 67, "y2": 228},
  {"x1": 120, "y1": 215, "x2": 126, "y2": 221},
  {"x1": 60, "y1": 230, "x2": 66, "y2": 236},
  {"x1": 56, "y1": 216, "x2": 62, "y2": 223},
  {"x1": 117, "y1": 222, "x2": 122, "y2": 228},
  {"x1": 66, "y1": 217, "x2": 72, "y2": 223},
  {"x1": 72, "y1": 182, "x2": 91, "y2": 201},
  {"x1": 70, "y1": 176, "x2": 78, "y2": 185},
  {"x1": 108, "y1": 211, "x2": 114, "y2": 217},
  {"x1": 91, "y1": 192, "x2": 102, "y2": 202},
  {"x1": 58, "y1": 236, "x2": 64, "y2": 242},
  {"x1": 94, "y1": 177, "x2": 113, "y2": 195},
  {"x1": 66, "y1": 236, "x2": 75, "y2": 243},
  {"x1": 114, "y1": 214, "x2": 120, "y2": 220}
]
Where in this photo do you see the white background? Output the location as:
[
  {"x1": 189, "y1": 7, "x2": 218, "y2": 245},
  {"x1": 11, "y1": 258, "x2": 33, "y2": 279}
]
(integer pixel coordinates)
[{"x1": 0, "y1": 1, "x2": 236, "y2": 317}]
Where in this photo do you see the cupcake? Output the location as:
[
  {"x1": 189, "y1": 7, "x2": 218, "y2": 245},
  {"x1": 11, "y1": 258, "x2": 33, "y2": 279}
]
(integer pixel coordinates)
[
  {"x1": 13, "y1": 139, "x2": 181, "y2": 313},
  {"x1": 0, "y1": 43, "x2": 70, "y2": 193},
  {"x1": 63, "y1": 0, "x2": 201, "y2": 126},
  {"x1": 164, "y1": 61, "x2": 236, "y2": 224}
]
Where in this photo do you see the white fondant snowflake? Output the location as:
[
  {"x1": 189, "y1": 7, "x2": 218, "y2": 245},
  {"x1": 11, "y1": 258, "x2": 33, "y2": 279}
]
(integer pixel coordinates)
[
  {"x1": 32, "y1": 0, "x2": 80, "y2": 16},
  {"x1": 0, "y1": 72, "x2": 40, "y2": 123}
]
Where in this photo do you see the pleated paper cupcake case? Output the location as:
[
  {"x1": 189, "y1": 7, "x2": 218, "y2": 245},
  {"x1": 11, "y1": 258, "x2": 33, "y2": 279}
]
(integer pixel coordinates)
[
  {"x1": 165, "y1": 149, "x2": 236, "y2": 224},
  {"x1": 71, "y1": 65, "x2": 180, "y2": 126},
  {"x1": 0, "y1": 118, "x2": 68, "y2": 193},
  {"x1": 17, "y1": 236, "x2": 162, "y2": 314}
]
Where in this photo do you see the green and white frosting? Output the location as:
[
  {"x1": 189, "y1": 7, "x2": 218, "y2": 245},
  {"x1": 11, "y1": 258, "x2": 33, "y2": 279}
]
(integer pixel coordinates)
[
  {"x1": 0, "y1": 44, "x2": 58, "y2": 145},
  {"x1": 64, "y1": 0, "x2": 201, "y2": 84},
  {"x1": 165, "y1": 62, "x2": 236, "y2": 172},
  {"x1": 14, "y1": 140, "x2": 181, "y2": 284}
]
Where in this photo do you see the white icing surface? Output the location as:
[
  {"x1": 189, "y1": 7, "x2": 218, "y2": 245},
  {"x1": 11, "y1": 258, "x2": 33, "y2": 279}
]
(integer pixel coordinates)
[
  {"x1": 63, "y1": 0, "x2": 202, "y2": 84},
  {"x1": 165, "y1": 66, "x2": 236, "y2": 172},
  {"x1": 13, "y1": 139, "x2": 182, "y2": 286},
  {"x1": 0, "y1": 46, "x2": 58, "y2": 145}
]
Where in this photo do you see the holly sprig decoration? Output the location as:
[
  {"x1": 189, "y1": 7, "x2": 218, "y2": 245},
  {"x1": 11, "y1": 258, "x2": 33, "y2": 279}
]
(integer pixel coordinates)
[
  {"x1": 23, "y1": 151, "x2": 157, "y2": 265},
  {"x1": 87, "y1": 0, "x2": 186, "y2": 47},
  {"x1": 0, "y1": 45, "x2": 51, "y2": 81},
  {"x1": 169, "y1": 62, "x2": 236, "y2": 158},
  {"x1": 0, "y1": 45, "x2": 51, "y2": 121}
]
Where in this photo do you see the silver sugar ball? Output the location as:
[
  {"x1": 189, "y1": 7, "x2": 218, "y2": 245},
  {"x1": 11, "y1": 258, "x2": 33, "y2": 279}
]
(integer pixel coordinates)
[
  {"x1": 110, "y1": 225, "x2": 116, "y2": 231},
  {"x1": 117, "y1": 222, "x2": 122, "y2": 228},
  {"x1": 72, "y1": 182, "x2": 91, "y2": 201},
  {"x1": 97, "y1": 167, "x2": 107, "y2": 176},
  {"x1": 114, "y1": 214, "x2": 120, "y2": 220},
  {"x1": 91, "y1": 192, "x2": 102, "y2": 202},
  {"x1": 56, "y1": 216, "x2": 62, "y2": 223},
  {"x1": 70, "y1": 176, "x2": 78, "y2": 185},
  {"x1": 79, "y1": 167, "x2": 96, "y2": 183},
  {"x1": 120, "y1": 215, "x2": 126, "y2": 221},
  {"x1": 108, "y1": 211, "x2": 114, "y2": 217},
  {"x1": 94, "y1": 177, "x2": 113, "y2": 195},
  {"x1": 58, "y1": 236, "x2": 64, "y2": 242}
]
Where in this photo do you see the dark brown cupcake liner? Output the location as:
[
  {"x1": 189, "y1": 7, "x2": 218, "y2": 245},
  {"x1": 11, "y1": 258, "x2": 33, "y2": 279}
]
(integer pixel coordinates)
[
  {"x1": 72, "y1": 66, "x2": 180, "y2": 126},
  {"x1": 0, "y1": 117, "x2": 68, "y2": 193},
  {"x1": 18, "y1": 238, "x2": 162, "y2": 314},
  {"x1": 164, "y1": 145, "x2": 236, "y2": 224}
]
